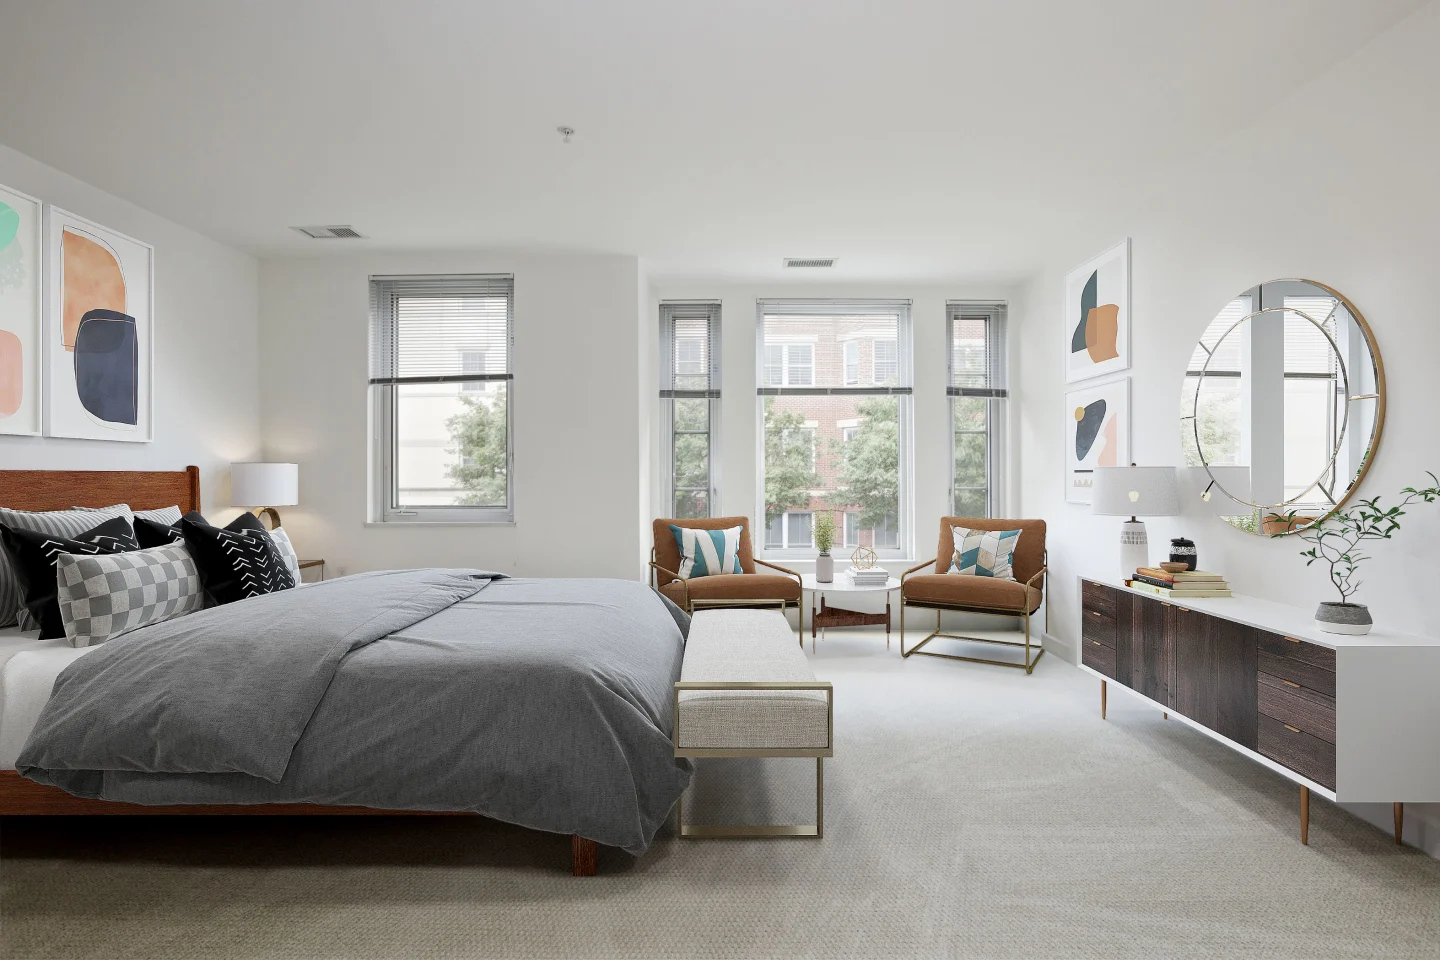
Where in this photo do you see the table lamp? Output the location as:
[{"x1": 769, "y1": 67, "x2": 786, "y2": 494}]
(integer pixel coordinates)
[
  {"x1": 231, "y1": 462, "x2": 298, "y2": 529},
  {"x1": 1091, "y1": 465, "x2": 1179, "y2": 578}
]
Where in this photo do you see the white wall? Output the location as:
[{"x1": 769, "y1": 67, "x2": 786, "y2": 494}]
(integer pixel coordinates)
[
  {"x1": 258, "y1": 251, "x2": 645, "y2": 579},
  {"x1": 1016, "y1": 2, "x2": 1440, "y2": 854},
  {"x1": 0, "y1": 143, "x2": 260, "y2": 517},
  {"x1": 647, "y1": 281, "x2": 1026, "y2": 569}
]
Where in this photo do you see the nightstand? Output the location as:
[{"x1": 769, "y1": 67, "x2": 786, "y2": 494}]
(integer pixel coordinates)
[{"x1": 298, "y1": 559, "x2": 325, "y2": 582}]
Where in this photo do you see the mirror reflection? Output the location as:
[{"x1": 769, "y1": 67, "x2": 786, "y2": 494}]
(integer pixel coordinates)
[{"x1": 1180, "y1": 279, "x2": 1383, "y2": 536}]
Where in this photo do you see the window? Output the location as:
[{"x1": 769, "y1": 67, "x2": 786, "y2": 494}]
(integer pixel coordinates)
[
  {"x1": 459, "y1": 350, "x2": 487, "y2": 392},
  {"x1": 873, "y1": 339, "x2": 898, "y2": 385},
  {"x1": 1181, "y1": 296, "x2": 1251, "y2": 468},
  {"x1": 370, "y1": 274, "x2": 513, "y2": 522},
  {"x1": 758, "y1": 300, "x2": 912, "y2": 558},
  {"x1": 660, "y1": 302, "x2": 720, "y2": 518},
  {"x1": 766, "y1": 510, "x2": 813, "y2": 549},
  {"x1": 763, "y1": 342, "x2": 815, "y2": 386},
  {"x1": 948, "y1": 302, "x2": 1007, "y2": 517},
  {"x1": 1282, "y1": 296, "x2": 1340, "y2": 505}
]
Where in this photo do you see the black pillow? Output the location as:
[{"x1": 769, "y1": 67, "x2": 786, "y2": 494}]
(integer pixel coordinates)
[
  {"x1": 0, "y1": 516, "x2": 141, "y2": 639},
  {"x1": 181, "y1": 514, "x2": 294, "y2": 606},
  {"x1": 134, "y1": 510, "x2": 209, "y2": 548}
]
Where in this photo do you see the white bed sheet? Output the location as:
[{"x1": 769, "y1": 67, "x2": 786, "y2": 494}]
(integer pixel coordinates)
[{"x1": 0, "y1": 627, "x2": 94, "y2": 769}]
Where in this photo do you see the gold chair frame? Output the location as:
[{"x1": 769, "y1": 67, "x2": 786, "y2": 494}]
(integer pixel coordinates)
[
  {"x1": 898, "y1": 552, "x2": 1048, "y2": 674},
  {"x1": 672, "y1": 681, "x2": 833, "y2": 838}
]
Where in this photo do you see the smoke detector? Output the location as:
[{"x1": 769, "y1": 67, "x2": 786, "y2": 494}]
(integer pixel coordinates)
[
  {"x1": 784, "y1": 258, "x2": 836, "y2": 268},
  {"x1": 291, "y1": 225, "x2": 367, "y2": 239}
]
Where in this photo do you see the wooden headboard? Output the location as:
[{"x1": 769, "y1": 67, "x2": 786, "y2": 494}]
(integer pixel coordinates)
[{"x1": 0, "y1": 466, "x2": 200, "y2": 514}]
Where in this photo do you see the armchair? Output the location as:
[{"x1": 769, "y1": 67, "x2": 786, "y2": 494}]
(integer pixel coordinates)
[
  {"x1": 650, "y1": 517, "x2": 802, "y2": 639},
  {"x1": 899, "y1": 517, "x2": 1047, "y2": 673}
]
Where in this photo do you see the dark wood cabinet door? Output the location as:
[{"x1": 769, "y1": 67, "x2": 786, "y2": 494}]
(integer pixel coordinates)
[
  {"x1": 1113, "y1": 590, "x2": 1134, "y2": 688},
  {"x1": 1173, "y1": 608, "x2": 1259, "y2": 750},
  {"x1": 1130, "y1": 595, "x2": 1174, "y2": 708}
]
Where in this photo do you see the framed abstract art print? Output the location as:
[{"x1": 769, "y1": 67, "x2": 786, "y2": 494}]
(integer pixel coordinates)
[
  {"x1": 44, "y1": 207, "x2": 154, "y2": 442},
  {"x1": 1065, "y1": 377, "x2": 1130, "y2": 504},
  {"x1": 0, "y1": 183, "x2": 43, "y2": 436},
  {"x1": 1064, "y1": 238, "x2": 1130, "y2": 383}
]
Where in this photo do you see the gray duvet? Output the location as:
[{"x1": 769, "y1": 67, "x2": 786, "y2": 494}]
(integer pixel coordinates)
[{"x1": 18, "y1": 570, "x2": 692, "y2": 855}]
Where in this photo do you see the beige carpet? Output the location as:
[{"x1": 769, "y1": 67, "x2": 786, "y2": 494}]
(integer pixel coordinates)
[{"x1": 3, "y1": 628, "x2": 1438, "y2": 960}]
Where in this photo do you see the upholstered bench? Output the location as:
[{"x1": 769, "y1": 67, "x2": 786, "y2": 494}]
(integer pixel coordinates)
[{"x1": 673, "y1": 608, "x2": 833, "y2": 838}]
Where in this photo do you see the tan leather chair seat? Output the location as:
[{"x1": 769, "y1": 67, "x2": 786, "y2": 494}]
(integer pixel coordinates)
[
  {"x1": 659, "y1": 574, "x2": 802, "y2": 606},
  {"x1": 903, "y1": 574, "x2": 1042, "y2": 614}
]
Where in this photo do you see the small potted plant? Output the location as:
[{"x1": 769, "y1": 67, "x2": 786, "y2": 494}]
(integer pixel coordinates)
[
  {"x1": 814, "y1": 512, "x2": 836, "y2": 583},
  {"x1": 1273, "y1": 473, "x2": 1439, "y2": 634}
]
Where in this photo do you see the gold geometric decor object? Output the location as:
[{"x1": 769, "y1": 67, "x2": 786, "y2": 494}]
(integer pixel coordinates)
[{"x1": 850, "y1": 545, "x2": 878, "y2": 570}]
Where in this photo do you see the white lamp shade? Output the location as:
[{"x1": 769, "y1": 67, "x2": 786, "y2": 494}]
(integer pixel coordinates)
[
  {"x1": 231, "y1": 462, "x2": 299, "y2": 507},
  {"x1": 1091, "y1": 466, "x2": 1179, "y2": 517}
]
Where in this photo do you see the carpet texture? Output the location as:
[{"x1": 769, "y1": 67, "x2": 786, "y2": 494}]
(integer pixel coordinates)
[{"x1": 3, "y1": 629, "x2": 1438, "y2": 959}]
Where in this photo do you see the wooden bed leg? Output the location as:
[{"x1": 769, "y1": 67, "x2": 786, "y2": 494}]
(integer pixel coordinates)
[{"x1": 571, "y1": 834, "x2": 598, "y2": 877}]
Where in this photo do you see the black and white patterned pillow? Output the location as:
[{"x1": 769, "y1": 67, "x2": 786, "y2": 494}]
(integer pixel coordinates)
[
  {"x1": 56, "y1": 542, "x2": 204, "y2": 647},
  {"x1": 181, "y1": 516, "x2": 296, "y2": 605},
  {"x1": 134, "y1": 510, "x2": 208, "y2": 548},
  {"x1": 0, "y1": 516, "x2": 141, "y2": 638},
  {"x1": 0, "y1": 504, "x2": 135, "y2": 627}
]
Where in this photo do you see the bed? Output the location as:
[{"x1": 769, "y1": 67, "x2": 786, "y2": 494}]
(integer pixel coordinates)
[{"x1": 0, "y1": 467, "x2": 691, "y2": 876}]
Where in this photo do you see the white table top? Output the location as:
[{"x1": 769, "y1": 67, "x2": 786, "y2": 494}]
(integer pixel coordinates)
[
  {"x1": 802, "y1": 573, "x2": 900, "y2": 593},
  {"x1": 1083, "y1": 573, "x2": 1439, "y2": 650}
]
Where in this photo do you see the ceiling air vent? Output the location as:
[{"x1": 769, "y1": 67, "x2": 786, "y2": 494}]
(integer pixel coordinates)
[
  {"x1": 292, "y1": 225, "x2": 367, "y2": 239},
  {"x1": 784, "y1": 258, "x2": 836, "y2": 268}
]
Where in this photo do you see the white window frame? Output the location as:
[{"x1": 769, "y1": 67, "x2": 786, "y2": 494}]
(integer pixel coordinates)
[
  {"x1": 660, "y1": 301, "x2": 721, "y2": 518},
  {"x1": 370, "y1": 274, "x2": 515, "y2": 524},
  {"x1": 762, "y1": 341, "x2": 816, "y2": 387},
  {"x1": 756, "y1": 299, "x2": 913, "y2": 561},
  {"x1": 459, "y1": 350, "x2": 487, "y2": 393},
  {"x1": 947, "y1": 301, "x2": 1007, "y2": 518},
  {"x1": 843, "y1": 339, "x2": 860, "y2": 385}
]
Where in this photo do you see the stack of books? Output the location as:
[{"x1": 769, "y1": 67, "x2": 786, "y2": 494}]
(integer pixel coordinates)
[
  {"x1": 845, "y1": 566, "x2": 890, "y2": 587},
  {"x1": 1128, "y1": 567, "x2": 1232, "y2": 599}
]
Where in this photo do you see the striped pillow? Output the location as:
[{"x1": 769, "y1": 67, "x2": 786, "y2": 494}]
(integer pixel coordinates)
[
  {"x1": 948, "y1": 526, "x2": 1022, "y2": 580},
  {"x1": 0, "y1": 504, "x2": 135, "y2": 628},
  {"x1": 669, "y1": 525, "x2": 744, "y2": 579}
]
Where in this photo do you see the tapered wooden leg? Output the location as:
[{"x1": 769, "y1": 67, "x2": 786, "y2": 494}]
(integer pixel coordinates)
[
  {"x1": 1300, "y1": 786, "x2": 1310, "y2": 845},
  {"x1": 1101, "y1": 680, "x2": 1107, "y2": 720},
  {"x1": 1163, "y1": 712, "x2": 1168, "y2": 719},
  {"x1": 571, "y1": 835, "x2": 598, "y2": 876},
  {"x1": 1395, "y1": 802, "x2": 1404, "y2": 846}
]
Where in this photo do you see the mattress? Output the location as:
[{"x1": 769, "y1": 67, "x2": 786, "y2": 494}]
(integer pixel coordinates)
[{"x1": 0, "y1": 627, "x2": 93, "y2": 768}]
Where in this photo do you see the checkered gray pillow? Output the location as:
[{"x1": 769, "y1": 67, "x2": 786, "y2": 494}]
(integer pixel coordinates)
[{"x1": 56, "y1": 542, "x2": 204, "y2": 647}]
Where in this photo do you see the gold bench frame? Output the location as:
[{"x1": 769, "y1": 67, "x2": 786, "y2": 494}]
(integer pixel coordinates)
[{"x1": 672, "y1": 680, "x2": 833, "y2": 838}]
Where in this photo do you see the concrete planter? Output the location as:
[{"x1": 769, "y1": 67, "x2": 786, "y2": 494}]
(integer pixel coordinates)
[
  {"x1": 815, "y1": 553, "x2": 834, "y2": 583},
  {"x1": 1315, "y1": 601, "x2": 1373, "y2": 635}
]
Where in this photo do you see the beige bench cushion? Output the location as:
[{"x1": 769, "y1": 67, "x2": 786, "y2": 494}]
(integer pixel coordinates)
[{"x1": 677, "y1": 609, "x2": 829, "y2": 751}]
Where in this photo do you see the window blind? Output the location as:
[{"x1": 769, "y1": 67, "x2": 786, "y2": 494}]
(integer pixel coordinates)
[
  {"x1": 756, "y1": 300, "x2": 912, "y2": 396},
  {"x1": 946, "y1": 301, "x2": 1007, "y2": 398},
  {"x1": 369, "y1": 274, "x2": 514, "y2": 385},
  {"x1": 1283, "y1": 296, "x2": 1341, "y2": 376},
  {"x1": 660, "y1": 302, "x2": 720, "y2": 398}
]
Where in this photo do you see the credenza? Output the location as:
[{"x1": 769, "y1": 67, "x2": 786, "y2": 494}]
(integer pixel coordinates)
[{"x1": 1078, "y1": 576, "x2": 1440, "y2": 845}]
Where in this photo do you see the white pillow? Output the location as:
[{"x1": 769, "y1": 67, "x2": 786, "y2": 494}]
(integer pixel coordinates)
[{"x1": 268, "y1": 527, "x2": 302, "y2": 583}]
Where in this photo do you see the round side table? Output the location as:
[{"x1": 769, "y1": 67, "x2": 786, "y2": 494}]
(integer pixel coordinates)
[{"x1": 800, "y1": 573, "x2": 902, "y2": 652}]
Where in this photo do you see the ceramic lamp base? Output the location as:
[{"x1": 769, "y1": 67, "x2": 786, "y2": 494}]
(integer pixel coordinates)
[{"x1": 1119, "y1": 520, "x2": 1149, "y2": 579}]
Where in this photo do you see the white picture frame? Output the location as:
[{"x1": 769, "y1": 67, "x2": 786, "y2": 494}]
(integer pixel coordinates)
[
  {"x1": 0, "y1": 183, "x2": 43, "y2": 436},
  {"x1": 1065, "y1": 376, "x2": 1130, "y2": 504},
  {"x1": 1064, "y1": 238, "x2": 1130, "y2": 383},
  {"x1": 43, "y1": 207, "x2": 154, "y2": 442}
]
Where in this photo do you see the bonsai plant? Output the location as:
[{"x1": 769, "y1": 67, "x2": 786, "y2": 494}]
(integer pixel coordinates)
[
  {"x1": 1272, "y1": 472, "x2": 1439, "y2": 634},
  {"x1": 813, "y1": 512, "x2": 837, "y2": 583}
]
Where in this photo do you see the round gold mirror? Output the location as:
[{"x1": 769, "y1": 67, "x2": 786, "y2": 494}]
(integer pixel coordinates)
[{"x1": 1180, "y1": 279, "x2": 1385, "y2": 535}]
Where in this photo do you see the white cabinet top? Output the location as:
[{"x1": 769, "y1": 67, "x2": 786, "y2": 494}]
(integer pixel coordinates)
[{"x1": 1082, "y1": 574, "x2": 1438, "y2": 650}]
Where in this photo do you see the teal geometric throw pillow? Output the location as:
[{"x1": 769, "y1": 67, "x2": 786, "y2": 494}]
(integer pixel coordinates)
[
  {"x1": 669, "y1": 524, "x2": 744, "y2": 579},
  {"x1": 947, "y1": 526, "x2": 1022, "y2": 580}
]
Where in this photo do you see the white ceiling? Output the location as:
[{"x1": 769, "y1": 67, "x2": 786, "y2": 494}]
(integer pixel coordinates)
[{"x1": 0, "y1": 0, "x2": 1425, "y2": 280}]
